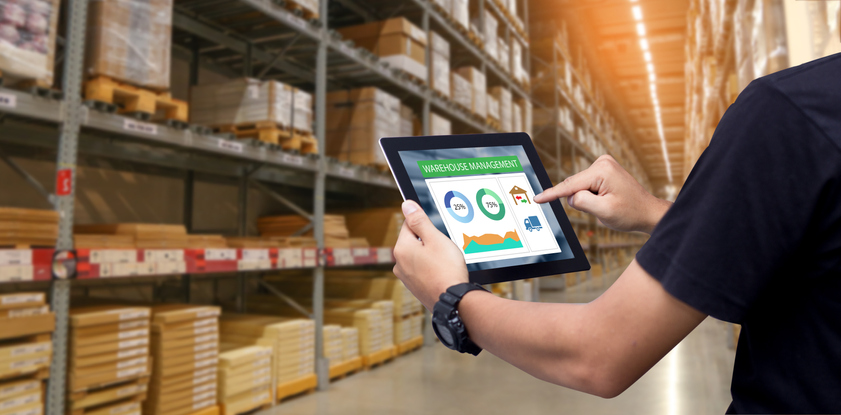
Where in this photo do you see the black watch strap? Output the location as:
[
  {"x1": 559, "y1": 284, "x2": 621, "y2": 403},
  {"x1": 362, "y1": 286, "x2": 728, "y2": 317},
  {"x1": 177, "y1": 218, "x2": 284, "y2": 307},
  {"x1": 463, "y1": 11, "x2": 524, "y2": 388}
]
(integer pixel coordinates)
[
  {"x1": 446, "y1": 282, "x2": 490, "y2": 302},
  {"x1": 439, "y1": 282, "x2": 489, "y2": 356}
]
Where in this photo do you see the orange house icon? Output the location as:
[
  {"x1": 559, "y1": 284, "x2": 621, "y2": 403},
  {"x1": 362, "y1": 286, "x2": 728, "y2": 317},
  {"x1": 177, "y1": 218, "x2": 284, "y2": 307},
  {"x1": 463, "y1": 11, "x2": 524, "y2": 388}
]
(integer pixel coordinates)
[{"x1": 509, "y1": 186, "x2": 530, "y2": 204}]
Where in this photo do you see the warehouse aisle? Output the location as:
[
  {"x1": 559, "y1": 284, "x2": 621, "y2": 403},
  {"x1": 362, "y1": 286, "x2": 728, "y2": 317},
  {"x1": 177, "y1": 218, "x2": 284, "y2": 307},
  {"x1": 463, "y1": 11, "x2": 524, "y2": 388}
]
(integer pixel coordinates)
[{"x1": 262, "y1": 273, "x2": 736, "y2": 415}]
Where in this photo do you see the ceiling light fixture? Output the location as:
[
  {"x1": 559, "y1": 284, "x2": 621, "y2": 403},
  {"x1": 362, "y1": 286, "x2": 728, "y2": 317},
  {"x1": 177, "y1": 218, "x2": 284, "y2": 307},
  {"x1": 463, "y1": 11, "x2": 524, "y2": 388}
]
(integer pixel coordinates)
[
  {"x1": 632, "y1": 5, "x2": 643, "y2": 20},
  {"x1": 644, "y1": 51, "x2": 652, "y2": 62},
  {"x1": 636, "y1": 23, "x2": 646, "y2": 36},
  {"x1": 640, "y1": 38, "x2": 649, "y2": 51}
]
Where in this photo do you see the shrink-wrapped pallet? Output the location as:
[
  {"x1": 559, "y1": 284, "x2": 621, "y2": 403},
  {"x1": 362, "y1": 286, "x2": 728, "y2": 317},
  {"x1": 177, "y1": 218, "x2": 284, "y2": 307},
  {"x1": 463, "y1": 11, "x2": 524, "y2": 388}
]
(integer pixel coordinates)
[
  {"x1": 323, "y1": 325, "x2": 344, "y2": 364},
  {"x1": 451, "y1": 71, "x2": 472, "y2": 110},
  {"x1": 490, "y1": 86, "x2": 512, "y2": 132},
  {"x1": 85, "y1": 0, "x2": 173, "y2": 90},
  {"x1": 338, "y1": 18, "x2": 427, "y2": 82},
  {"x1": 497, "y1": 38, "x2": 510, "y2": 73},
  {"x1": 399, "y1": 105, "x2": 416, "y2": 137},
  {"x1": 480, "y1": 10, "x2": 498, "y2": 60},
  {"x1": 487, "y1": 95, "x2": 500, "y2": 124},
  {"x1": 326, "y1": 87, "x2": 400, "y2": 165},
  {"x1": 451, "y1": 0, "x2": 469, "y2": 31},
  {"x1": 394, "y1": 314, "x2": 423, "y2": 344},
  {"x1": 455, "y1": 67, "x2": 486, "y2": 118},
  {"x1": 340, "y1": 328, "x2": 360, "y2": 362},
  {"x1": 217, "y1": 345, "x2": 272, "y2": 414},
  {"x1": 430, "y1": 113, "x2": 451, "y2": 136},
  {"x1": 190, "y1": 78, "x2": 312, "y2": 132},
  {"x1": 0, "y1": 0, "x2": 60, "y2": 87},
  {"x1": 512, "y1": 101, "x2": 523, "y2": 133},
  {"x1": 517, "y1": 97, "x2": 533, "y2": 137},
  {"x1": 430, "y1": 32, "x2": 450, "y2": 98}
]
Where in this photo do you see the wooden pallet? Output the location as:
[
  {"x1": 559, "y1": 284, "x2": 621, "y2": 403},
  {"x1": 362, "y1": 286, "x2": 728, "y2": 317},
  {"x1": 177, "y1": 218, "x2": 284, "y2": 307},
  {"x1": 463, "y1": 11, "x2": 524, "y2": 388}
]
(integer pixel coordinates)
[
  {"x1": 84, "y1": 76, "x2": 188, "y2": 123},
  {"x1": 486, "y1": 118, "x2": 502, "y2": 131},
  {"x1": 395, "y1": 336, "x2": 424, "y2": 356},
  {"x1": 276, "y1": 374, "x2": 317, "y2": 403},
  {"x1": 467, "y1": 30, "x2": 485, "y2": 49},
  {"x1": 283, "y1": 0, "x2": 319, "y2": 20},
  {"x1": 214, "y1": 122, "x2": 318, "y2": 154},
  {"x1": 328, "y1": 357, "x2": 363, "y2": 381},
  {"x1": 362, "y1": 347, "x2": 395, "y2": 370}
]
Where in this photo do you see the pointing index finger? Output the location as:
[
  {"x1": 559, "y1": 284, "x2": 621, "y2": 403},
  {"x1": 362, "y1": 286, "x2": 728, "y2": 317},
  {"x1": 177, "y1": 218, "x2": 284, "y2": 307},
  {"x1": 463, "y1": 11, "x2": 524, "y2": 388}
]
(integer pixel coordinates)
[{"x1": 534, "y1": 169, "x2": 600, "y2": 204}]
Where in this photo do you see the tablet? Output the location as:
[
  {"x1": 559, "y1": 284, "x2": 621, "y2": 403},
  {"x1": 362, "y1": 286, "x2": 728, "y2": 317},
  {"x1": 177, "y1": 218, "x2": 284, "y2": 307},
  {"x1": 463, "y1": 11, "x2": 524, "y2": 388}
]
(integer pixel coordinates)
[{"x1": 380, "y1": 132, "x2": 590, "y2": 285}]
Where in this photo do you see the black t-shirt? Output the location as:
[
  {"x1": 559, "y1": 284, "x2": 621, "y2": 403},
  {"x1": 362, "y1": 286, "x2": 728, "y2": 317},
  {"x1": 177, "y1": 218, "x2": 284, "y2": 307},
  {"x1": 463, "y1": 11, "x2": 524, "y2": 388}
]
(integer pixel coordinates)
[{"x1": 636, "y1": 52, "x2": 841, "y2": 414}]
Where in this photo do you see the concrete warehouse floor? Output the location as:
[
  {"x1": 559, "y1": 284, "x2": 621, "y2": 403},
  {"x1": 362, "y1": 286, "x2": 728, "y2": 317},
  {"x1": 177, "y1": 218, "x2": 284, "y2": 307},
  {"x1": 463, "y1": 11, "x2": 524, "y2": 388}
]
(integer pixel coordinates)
[{"x1": 261, "y1": 272, "x2": 736, "y2": 415}]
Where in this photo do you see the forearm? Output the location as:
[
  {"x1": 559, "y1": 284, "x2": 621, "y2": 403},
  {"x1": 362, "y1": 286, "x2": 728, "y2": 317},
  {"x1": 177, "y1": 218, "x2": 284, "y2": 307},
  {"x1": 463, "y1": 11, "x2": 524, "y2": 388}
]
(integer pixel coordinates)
[
  {"x1": 457, "y1": 291, "x2": 602, "y2": 395},
  {"x1": 641, "y1": 198, "x2": 673, "y2": 234}
]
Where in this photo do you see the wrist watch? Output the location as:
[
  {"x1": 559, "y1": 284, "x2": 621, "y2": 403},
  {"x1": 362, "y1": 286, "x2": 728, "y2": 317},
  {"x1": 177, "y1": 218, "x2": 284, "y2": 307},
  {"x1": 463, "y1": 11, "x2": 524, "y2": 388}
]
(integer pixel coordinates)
[{"x1": 431, "y1": 282, "x2": 489, "y2": 356}]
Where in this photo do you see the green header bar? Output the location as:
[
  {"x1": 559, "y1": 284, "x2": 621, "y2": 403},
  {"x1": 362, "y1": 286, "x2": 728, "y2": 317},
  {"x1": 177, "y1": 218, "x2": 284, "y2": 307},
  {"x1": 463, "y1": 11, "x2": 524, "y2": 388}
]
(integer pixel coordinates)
[{"x1": 418, "y1": 156, "x2": 523, "y2": 178}]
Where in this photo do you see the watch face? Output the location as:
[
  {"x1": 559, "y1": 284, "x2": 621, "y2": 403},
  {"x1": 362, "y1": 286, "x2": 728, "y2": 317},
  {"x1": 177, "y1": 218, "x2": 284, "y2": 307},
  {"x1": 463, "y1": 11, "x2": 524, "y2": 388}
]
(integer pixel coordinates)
[{"x1": 432, "y1": 321, "x2": 455, "y2": 348}]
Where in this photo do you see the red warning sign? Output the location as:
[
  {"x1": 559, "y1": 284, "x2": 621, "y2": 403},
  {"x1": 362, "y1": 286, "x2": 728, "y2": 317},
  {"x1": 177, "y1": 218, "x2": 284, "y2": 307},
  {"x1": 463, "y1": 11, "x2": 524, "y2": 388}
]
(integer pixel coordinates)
[{"x1": 56, "y1": 169, "x2": 72, "y2": 196}]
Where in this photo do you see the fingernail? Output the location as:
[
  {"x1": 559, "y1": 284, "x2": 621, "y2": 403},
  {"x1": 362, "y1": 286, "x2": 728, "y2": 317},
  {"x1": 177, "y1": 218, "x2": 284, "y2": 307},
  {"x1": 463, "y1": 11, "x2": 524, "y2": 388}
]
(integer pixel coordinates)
[
  {"x1": 567, "y1": 195, "x2": 574, "y2": 207},
  {"x1": 402, "y1": 200, "x2": 418, "y2": 216},
  {"x1": 534, "y1": 192, "x2": 543, "y2": 201}
]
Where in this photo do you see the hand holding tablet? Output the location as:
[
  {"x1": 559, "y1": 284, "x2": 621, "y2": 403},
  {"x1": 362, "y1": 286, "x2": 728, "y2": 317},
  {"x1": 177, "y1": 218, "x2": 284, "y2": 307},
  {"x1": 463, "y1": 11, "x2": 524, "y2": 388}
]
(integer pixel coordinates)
[{"x1": 381, "y1": 132, "x2": 590, "y2": 285}]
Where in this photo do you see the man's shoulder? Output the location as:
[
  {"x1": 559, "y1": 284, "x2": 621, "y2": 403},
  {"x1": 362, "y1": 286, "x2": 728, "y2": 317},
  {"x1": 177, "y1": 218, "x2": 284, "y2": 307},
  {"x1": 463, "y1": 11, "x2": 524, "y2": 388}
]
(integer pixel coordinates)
[{"x1": 757, "y1": 53, "x2": 841, "y2": 148}]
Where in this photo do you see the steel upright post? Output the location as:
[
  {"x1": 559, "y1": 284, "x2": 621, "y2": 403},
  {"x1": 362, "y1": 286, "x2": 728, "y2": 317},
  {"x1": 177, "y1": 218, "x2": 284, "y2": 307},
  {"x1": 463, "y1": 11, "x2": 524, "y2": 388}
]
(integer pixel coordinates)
[{"x1": 47, "y1": 0, "x2": 89, "y2": 413}]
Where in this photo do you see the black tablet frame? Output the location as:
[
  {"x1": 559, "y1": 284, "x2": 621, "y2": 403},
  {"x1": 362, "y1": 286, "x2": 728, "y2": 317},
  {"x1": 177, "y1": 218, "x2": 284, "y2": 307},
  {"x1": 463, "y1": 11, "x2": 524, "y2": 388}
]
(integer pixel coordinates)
[{"x1": 380, "y1": 132, "x2": 590, "y2": 285}]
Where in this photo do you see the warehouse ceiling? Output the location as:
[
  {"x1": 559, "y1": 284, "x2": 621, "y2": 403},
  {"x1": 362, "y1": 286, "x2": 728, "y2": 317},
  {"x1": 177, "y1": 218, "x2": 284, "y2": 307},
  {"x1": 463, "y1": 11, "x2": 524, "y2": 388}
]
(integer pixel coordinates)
[{"x1": 531, "y1": 0, "x2": 689, "y2": 192}]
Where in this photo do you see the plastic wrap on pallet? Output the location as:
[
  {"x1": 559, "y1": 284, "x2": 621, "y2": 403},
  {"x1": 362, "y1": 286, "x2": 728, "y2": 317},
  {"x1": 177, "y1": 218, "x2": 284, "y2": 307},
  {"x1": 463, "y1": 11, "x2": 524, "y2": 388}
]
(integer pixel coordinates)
[
  {"x1": 0, "y1": 0, "x2": 60, "y2": 87},
  {"x1": 451, "y1": 71, "x2": 472, "y2": 110},
  {"x1": 522, "y1": 99, "x2": 532, "y2": 137},
  {"x1": 451, "y1": 0, "x2": 469, "y2": 31},
  {"x1": 507, "y1": 0, "x2": 518, "y2": 19},
  {"x1": 338, "y1": 18, "x2": 428, "y2": 83},
  {"x1": 430, "y1": 113, "x2": 451, "y2": 136},
  {"x1": 512, "y1": 101, "x2": 523, "y2": 133},
  {"x1": 497, "y1": 38, "x2": 510, "y2": 73},
  {"x1": 431, "y1": 32, "x2": 451, "y2": 98},
  {"x1": 456, "y1": 67, "x2": 486, "y2": 118},
  {"x1": 189, "y1": 78, "x2": 292, "y2": 127},
  {"x1": 480, "y1": 10, "x2": 498, "y2": 61},
  {"x1": 326, "y1": 87, "x2": 400, "y2": 165},
  {"x1": 292, "y1": 88, "x2": 313, "y2": 133},
  {"x1": 487, "y1": 95, "x2": 500, "y2": 122},
  {"x1": 400, "y1": 105, "x2": 415, "y2": 137},
  {"x1": 490, "y1": 86, "x2": 511, "y2": 132},
  {"x1": 511, "y1": 38, "x2": 523, "y2": 81},
  {"x1": 86, "y1": 0, "x2": 173, "y2": 90}
]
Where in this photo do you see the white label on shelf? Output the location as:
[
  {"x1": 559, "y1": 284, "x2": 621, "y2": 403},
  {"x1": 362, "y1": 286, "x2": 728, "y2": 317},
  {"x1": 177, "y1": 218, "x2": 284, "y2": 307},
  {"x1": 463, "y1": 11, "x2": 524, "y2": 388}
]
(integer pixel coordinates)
[
  {"x1": 352, "y1": 248, "x2": 370, "y2": 257},
  {"x1": 282, "y1": 153, "x2": 304, "y2": 165},
  {"x1": 277, "y1": 248, "x2": 301, "y2": 268},
  {"x1": 117, "y1": 366, "x2": 146, "y2": 379},
  {"x1": 118, "y1": 320, "x2": 148, "y2": 330},
  {"x1": 123, "y1": 118, "x2": 158, "y2": 135},
  {"x1": 118, "y1": 337, "x2": 149, "y2": 349},
  {"x1": 332, "y1": 248, "x2": 353, "y2": 265},
  {"x1": 117, "y1": 356, "x2": 147, "y2": 369},
  {"x1": 218, "y1": 139, "x2": 243, "y2": 153},
  {"x1": 303, "y1": 249, "x2": 317, "y2": 267},
  {"x1": 204, "y1": 249, "x2": 237, "y2": 261},
  {"x1": 118, "y1": 329, "x2": 148, "y2": 340},
  {"x1": 154, "y1": 261, "x2": 187, "y2": 274},
  {"x1": 11, "y1": 342, "x2": 50, "y2": 357},
  {"x1": 241, "y1": 249, "x2": 269, "y2": 261},
  {"x1": 377, "y1": 248, "x2": 393, "y2": 263},
  {"x1": 338, "y1": 166, "x2": 356, "y2": 178},
  {"x1": 117, "y1": 347, "x2": 147, "y2": 359},
  {"x1": 0, "y1": 92, "x2": 17, "y2": 108},
  {"x1": 0, "y1": 265, "x2": 34, "y2": 282},
  {"x1": 90, "y1": 250, "x2": 137, "y2": 264},
  {"x1": 0, "y1": 250, "x2": 32, "y2": 266},
  {"x1": 145, "y1": 249, "x2": 183, "y2": 262},
  {"x1": 135, "y1": 262, "x2": 156, "y2": 275},
  {"x1": 1, "y1": 293, "x2": 42, "y2": 305}
]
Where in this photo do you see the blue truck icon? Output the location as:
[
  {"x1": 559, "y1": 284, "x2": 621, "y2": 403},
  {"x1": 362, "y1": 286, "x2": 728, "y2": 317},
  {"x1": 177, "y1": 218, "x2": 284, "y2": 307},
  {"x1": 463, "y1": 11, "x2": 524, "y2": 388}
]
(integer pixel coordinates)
[{"x1": 524, "y1": 216, "x2": 542, "y2": 232}]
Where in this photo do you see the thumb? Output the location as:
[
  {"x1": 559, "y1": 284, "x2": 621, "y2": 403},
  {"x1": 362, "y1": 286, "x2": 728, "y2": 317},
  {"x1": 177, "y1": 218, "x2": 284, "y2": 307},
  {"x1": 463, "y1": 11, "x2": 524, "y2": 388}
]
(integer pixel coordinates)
[
  {"x1": 568, "y1": 190, "x2": 602, "y2": 216},
  {"x1": 401, "y1": 200, "x2": 439, "y2": 241}
]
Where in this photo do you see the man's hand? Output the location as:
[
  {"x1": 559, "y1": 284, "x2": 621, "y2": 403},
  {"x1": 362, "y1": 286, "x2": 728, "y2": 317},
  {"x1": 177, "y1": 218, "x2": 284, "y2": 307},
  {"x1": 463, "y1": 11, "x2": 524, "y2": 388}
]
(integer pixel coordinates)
[
  {"x1": 393, "y1": 200, "x2": 468, "y2": 310},
  {"x1": 533, "y1": 155, "x2": 671, "y2": 234}
]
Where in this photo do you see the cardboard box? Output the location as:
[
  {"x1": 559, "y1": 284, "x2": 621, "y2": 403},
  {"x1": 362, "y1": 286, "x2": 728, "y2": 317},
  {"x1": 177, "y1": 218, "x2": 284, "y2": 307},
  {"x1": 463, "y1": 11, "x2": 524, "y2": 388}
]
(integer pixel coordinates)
[
  {"x1": 451, "y1": 71, "x2": 472, "y2": 110},
  {"x1": 150, "y1": 305, "x2": 220, "y2": 325},
  {"x1": 480, "y1": 10, "x2": 498, "y2": 60},
  {"x1": 68, "y1": 360, "x2": 150, "y2": 392},
  {"x1": 0, "y1": 314, "x2": 54, "y2": 341},
  {"x1": 0, "y1": 306, "x2": 49, "y2": 320},
  {"x1": 67, "y1": 381, "x2": 147, "y2": 411},
  {"x1": 342, "y1": 208, "x2": 403, "y2": 247},
  {"x1": 190, "y1": 79, "x2": 312, "y2": 132},
  {"x1": 456, "y1": 67, "x2": 487, "y2": 118},
  {"x1": 512, "y1": 101, "x2": 523, "y2": 132},
  {"x1": 451, "y1": 0, "x2": 469, "y2": 30},
  {"x1": 326, "y1": 87, "x2": 400, "y2": 165},
  {"x1": 338, "y1": 18, "x2": 428, "y2": 81},
  {"x1": 78, "y1": 400, "x2": 140, "y2": 415},
  {"x1": 430, "y1": 32, "x2": 450, "y2": 98},
  {"x1": 498, "y1": 38, "x2": 510, "y2": 73},
  {"x1": 85, "y1": 0, "x2": 172, "y2": 89},
  {"x1": 0, "y1": 294, "x2": 44, "y2": 310},
  {"x1": 0, "y1": 379, "x2": 40, "y2": 402},
  {"x1": 490, "y1": 87, "x2": 512, "y2": 132},
  {"x1": 218, "y1": 387, "x2": 271, "y2": 413},
  {"x1": 69, "y1": 306, "x2": 151, "y2": 328}
]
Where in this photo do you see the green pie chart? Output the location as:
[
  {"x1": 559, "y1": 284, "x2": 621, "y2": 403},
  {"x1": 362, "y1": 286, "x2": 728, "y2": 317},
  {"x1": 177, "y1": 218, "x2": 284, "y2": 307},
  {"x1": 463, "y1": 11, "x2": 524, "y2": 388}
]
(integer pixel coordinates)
[{"x1": 476, "y1": 188, "x2": 505, "y2": 221}]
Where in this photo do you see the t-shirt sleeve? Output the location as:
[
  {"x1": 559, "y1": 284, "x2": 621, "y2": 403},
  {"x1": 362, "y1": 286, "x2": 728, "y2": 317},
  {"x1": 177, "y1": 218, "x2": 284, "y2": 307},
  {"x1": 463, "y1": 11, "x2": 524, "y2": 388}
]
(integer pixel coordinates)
[{"x1": 635, "y1": 79, "x2": 838, "y2": 323}]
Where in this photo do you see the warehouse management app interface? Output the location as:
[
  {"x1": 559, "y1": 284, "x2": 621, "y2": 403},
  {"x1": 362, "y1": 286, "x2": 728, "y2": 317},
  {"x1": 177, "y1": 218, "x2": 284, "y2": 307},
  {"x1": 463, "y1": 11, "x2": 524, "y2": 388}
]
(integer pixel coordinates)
[{"x1": 398, "y1": 146, "x2": 574, "y2": 272}]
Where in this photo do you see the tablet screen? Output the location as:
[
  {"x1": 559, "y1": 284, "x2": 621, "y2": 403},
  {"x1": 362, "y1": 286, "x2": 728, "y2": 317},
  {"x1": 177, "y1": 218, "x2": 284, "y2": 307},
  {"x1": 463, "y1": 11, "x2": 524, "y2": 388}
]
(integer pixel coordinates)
[{"x1": 397, "y1": 145, "x2": 576, "y2": 272}]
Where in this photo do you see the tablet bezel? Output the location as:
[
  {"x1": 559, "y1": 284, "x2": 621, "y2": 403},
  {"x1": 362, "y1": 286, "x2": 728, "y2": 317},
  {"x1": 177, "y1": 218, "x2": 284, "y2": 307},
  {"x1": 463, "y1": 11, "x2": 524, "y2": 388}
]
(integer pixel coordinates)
[{"x1": 380, "y1": 132, "x2": 591, "y2": 285}]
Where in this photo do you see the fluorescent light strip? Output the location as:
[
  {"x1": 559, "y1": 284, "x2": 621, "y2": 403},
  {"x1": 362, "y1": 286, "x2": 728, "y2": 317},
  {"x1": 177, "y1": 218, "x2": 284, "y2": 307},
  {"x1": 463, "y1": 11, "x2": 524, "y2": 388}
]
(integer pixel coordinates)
[{"x1": 631, "y1": 4, "x2": 672, "y2": 183}]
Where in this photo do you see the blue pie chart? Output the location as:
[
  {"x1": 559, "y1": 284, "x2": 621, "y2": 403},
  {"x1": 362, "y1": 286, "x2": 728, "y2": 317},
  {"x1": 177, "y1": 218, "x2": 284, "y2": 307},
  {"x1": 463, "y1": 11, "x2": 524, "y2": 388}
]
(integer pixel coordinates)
[{"x1": 444, "y1": 191, "x2": 474, "y2": 223}]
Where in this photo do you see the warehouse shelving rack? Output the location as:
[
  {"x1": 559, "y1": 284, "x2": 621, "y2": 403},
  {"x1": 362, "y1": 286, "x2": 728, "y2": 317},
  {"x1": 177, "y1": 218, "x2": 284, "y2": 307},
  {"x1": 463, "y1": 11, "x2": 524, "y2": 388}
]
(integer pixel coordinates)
[{"x1": 0, "y1": 0, "x2": 537, "y2": 413}]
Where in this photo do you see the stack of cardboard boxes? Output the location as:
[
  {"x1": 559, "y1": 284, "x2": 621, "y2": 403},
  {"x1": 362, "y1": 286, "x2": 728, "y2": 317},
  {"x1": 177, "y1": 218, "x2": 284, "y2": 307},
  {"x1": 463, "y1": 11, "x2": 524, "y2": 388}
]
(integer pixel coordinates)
[
  {"x1": 0, "y1": 208, "x2": 59, "y2": 247},
  {"x1": 456, "y1": 67, "x2": 487, "y2": 119},
  {"x1": 338, "y1": 18, "x2": 428, "y2": 82},
  {"x1": 257, "y1": 214, "x2": 365, "y2": 248},
  {"x1": 218, "y1": 315, "x2": 316, "y2": 400},
  {"x1": 326, "y1": 87, "x2": 400, "y2": 166},
  {"x1": 0, "y1": 0, "x2": 61, "y2": 88},
  {"x1": 74, "y1": 224, "x2": 189, "y2": 249},
  {"x1": 216, "y1": 345, "x2": 273, "y2": 415},
  {"x1": 490, "y1": 86, "x2": 512, "y2": 132},
  {"x1": 146, "y1": 305, "x2": 220, "y2": 415},
  {"x1": 340, "y1": 328, "x2": 360, "y2": 364},
  {"x1": 0, "y1": 293, "x2": 53, "y2": 415},
  {"x1": 67, "y1": 305, "x2": 151, "y2": 415},
  {"x1": 430, "y1": 33, "x2": 450, "y2": 98}
]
